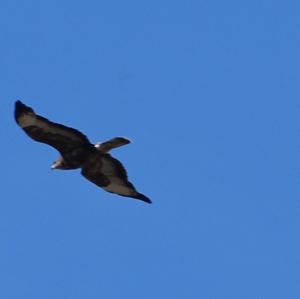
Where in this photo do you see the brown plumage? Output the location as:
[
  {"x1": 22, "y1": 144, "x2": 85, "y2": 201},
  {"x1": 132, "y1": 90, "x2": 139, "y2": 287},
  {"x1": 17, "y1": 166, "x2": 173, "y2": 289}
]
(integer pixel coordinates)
[{"x1": 14, "y1": 100, "x2": 151, "y2": 204}]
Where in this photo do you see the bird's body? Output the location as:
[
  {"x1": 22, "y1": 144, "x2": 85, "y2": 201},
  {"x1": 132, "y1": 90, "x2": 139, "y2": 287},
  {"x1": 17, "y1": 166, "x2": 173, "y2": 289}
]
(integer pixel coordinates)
[{"x1": 14, "y1": 100, "x2": 151, "y2": 204}]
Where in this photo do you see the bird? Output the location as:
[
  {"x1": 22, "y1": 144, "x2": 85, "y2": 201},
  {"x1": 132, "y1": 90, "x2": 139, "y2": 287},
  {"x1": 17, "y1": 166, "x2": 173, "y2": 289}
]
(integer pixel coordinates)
[{"x1": 14, "y1": 100, "x2": 151, "y2": 204}]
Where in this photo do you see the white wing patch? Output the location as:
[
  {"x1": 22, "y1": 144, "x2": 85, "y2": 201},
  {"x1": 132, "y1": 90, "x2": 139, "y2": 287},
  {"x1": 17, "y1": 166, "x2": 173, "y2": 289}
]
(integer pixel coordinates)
[
  {"x1": 18, "y1": 113, "x2": 54, "y2": 132},
  {"x1": 104, "y1": 180, "x2": 134, "y2": 196},
  {"x1": 18, "y1": 113, "x2": 45, "y2": 128},
  {"x1": 101, "y1": 157, "x2": 120, "y2": 176},
  {"x1": 18, "y1": 112, "x2": 85, "y2": 142},
  {"x1": 100, "y1": 156, "x2": 135, "y2": 196}
]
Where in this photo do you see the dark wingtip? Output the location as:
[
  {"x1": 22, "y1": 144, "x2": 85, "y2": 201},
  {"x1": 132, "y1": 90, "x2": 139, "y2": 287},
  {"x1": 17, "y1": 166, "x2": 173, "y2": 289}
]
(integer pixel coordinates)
[
  {"x1": 14, "y1": 100, "x2": 34, "y2": 121},
  {"x1": 134, "y1": 193, "x2": 152, "y2": 204},
  {"x1": 15, "y1": 100, "x2": 30, "y2": 111}
]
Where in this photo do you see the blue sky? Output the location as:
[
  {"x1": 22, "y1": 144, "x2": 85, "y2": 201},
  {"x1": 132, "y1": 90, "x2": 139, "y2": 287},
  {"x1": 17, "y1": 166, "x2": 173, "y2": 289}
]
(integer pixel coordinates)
[{"x1": 1, "y1": 0, "x2": 299, "y2": 298}]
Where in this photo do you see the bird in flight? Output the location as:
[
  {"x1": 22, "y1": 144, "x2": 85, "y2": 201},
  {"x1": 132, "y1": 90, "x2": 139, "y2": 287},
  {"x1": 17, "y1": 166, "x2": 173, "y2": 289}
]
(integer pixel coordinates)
[{"x1": 14, "y1": 100, "x2": 151, "y2": 204}]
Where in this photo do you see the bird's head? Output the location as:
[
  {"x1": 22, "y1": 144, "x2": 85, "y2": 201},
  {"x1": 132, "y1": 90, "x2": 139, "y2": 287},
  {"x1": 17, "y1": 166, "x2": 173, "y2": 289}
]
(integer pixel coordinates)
[{"x1": 51, "y1": 157, "x2": 69, "y2": 170}]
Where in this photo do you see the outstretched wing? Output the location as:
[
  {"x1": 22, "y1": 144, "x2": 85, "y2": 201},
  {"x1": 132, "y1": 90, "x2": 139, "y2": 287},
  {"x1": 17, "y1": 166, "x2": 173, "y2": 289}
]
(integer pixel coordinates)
[
  {"x1": 14, "y1": 100, "x2": 91, "y2": 154},
  {"x1": 81, "y1": 153, "x2": 151, "y2": 204},
  {"x1": 95, "y1": 137, "x2": 131, "y2": 153}
]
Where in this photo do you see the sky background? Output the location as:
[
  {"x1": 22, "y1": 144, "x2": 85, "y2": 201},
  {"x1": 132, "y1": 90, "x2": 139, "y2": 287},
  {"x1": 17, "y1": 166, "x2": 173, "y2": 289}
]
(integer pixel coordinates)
[{"x1": 1, "y1": 0, "x2": 299, "y2": 298}]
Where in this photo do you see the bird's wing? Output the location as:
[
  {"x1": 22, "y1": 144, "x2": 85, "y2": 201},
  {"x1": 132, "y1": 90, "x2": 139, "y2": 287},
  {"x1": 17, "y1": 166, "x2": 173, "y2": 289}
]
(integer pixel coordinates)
[
  {"x1": 95, "y1": 137, "x2": 131, "y2": 153},
  {"x1": 14, "y1": 100, "x2": 91, "y2": 154},
  {"x1": 81, "y1": 153, "x2": 151, "y2": 204}
]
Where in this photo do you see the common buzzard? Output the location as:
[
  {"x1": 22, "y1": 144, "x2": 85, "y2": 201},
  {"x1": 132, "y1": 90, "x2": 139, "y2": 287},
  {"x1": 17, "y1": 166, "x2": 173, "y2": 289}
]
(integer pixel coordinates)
[{"x1": 14, "y1": 101, "x2": 151, "y2": 204}]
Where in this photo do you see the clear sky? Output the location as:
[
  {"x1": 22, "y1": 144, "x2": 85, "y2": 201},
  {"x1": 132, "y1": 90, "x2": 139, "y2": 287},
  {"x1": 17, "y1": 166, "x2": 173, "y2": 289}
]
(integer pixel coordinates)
[{"x1": 1, "y1": 0, "x2": 299, "y2": 298}]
